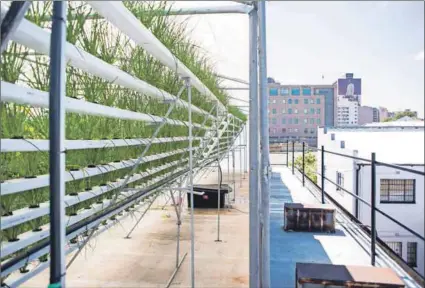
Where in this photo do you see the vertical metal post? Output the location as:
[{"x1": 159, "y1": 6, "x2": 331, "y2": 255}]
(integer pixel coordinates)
[
  {"x1": 259, "y1": 1, "x2": 270, "y2": 286},
  {"x1": 321, "y1": 146, "x2": 325, "y2": 204},
  {"x1": 286, "y1": 140, "x2": 289, "y2": 166},
  {"x1": 232, "y1": 117, "x2": 236, "y2": 201},
  {"x1": 227, "y1": 118, "x2": 230, "y2": 188},
  {"x1": 240, "y1": 128, "x2": 243, "y2": 187},
  {"x1": 244, "y1": 125, "x2": 248, "y2": 176},
  {"x1": 186, "y1": 78, "x2": 195, "y2": 288},
  {"x1": 216, "y1": 103, "x2": 222, "y2": 242},
  {"x1": 371, "y1": 152, "x2": 376, "y2": 266},
  {"x1": 48, "y1": 2, "x2": 67, "y2": 287},
  {"x1": 292, "y1": 141, "x2": 295, "y2": 175},
  {"x1": 302, "y1": 142, "x2": 305, "y2": 186},
  {"x1": 248, "y1": 5, "x2": 260, "y2": 288}
]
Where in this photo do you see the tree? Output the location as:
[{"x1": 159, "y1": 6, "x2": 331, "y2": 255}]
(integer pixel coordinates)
[
  {"x1": 383, "y1": 110, "x2": 417, "y2": 122},
  {"x1": 292, "y1": 152, "x2": 317, "y2": 183}
]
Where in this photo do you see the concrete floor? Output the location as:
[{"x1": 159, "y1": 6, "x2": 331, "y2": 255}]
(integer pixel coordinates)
[{"x1": 23, "y1": 171, "x2": 250, "y2": 288}]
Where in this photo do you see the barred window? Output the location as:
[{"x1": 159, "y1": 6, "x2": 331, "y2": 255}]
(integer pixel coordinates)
[
  {"x1": 407, "y1": 242, "x2": 417, "y2": 267},
  {"x1": 386, "y1": 241, "x2": 402, "y2": 257},
  {"x1": 336, "y1": 172, "x2": 344, "y2": 191},
  {"x1": 380, "y1": 179, "x2": 415, "y2": 203}
]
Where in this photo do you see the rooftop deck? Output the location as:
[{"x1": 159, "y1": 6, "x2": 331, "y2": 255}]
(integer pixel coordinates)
[{"x1": 18, "y1": 165, "x2": 421, "y2": 287}]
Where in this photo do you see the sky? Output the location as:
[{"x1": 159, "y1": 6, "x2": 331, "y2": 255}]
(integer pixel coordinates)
[{"x1": 172, "y1": 1, "x2": 424, "y2": 118}]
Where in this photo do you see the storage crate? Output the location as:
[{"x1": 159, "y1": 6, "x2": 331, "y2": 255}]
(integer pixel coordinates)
[
  {"x1": 284, "y1": 203, "x2": 335, "y2": 233},
  {"x1": 187, "y1": 184, "x2": 231, "y2": 209}
]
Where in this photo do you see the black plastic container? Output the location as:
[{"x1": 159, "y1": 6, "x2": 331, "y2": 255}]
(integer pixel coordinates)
[{"x1": 187, "y1": 184, "x2": 232, "y2": 209}]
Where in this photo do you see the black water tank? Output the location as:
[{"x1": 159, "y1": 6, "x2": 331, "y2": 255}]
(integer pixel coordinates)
[{"x1": 187, "y1": 184, "x2": 232, "y2": 209}]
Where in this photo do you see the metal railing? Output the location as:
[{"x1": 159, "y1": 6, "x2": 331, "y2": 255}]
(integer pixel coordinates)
[{"x1": 274, "y1": 141, "x2": 425, "y2": 281}]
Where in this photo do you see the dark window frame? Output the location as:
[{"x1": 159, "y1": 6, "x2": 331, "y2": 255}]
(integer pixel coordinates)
[
  {"x1": 386, "y1": 241, "x2": 403, "y2": 257},
  {"x1": 336, "y1": 172, "x2": 344, "y2": 191},
  {"x1": 380, "y1": 179, "x2": 416, "y2": 204},
  {"x1": 407, "y1": 242, "x2": 417, "y2": 267}
]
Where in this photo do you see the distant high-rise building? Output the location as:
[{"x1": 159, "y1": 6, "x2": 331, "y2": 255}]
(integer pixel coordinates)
[
  {"x1": 335, "y1": 73, "x2": 362, "y2": 126},
  {"x1": 267, "y1": 82, "x2": 335, "y2": 147},
  {"x1": 359, "y1": 106, "x2": 380, "y2": 125}
]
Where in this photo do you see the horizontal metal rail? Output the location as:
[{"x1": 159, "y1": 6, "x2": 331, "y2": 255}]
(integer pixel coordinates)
[
  {"x1": 375, "y1": 161, "x2": 425, "y2": 176},
  {"x1": 0, "y1": 4, "x2": 216, "y2": 120},
  {"x1": 0, "y1": 137, "x2": 201, "y2": 153},
  {"x1": 1, "y1": 147, "x2": 198, "y2": 195},
  {"x1": 1, "y1": 82, "x2": 206, "y2": 129}
]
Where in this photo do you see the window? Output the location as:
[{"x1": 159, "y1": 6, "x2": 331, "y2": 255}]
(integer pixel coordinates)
[
  {"x1": 317, "y1": 119, "x2": 321, "y2": 125},
  {"x1": 294, "y1": 128, "x2": 299, "y2": 133},
  {"x1": 304, "y1": 128, "x2": 308, "y2": 134},
  {"x1": 310, "y1": 99, "x2": 314, "y2": 104},
  {"x1": 272, "y1": 118, "x2": 277, "y2": 124},
  {"x1": 282, "y1": 109, "x2": 286, "y2": 114},
  {"x1": 336, "y1": 172, "x2": 344, "y2": 191},
  {"x1": 317, "y1": 108, "x2": 321, "y2": 114},
  {"x1": 304, "y1": 99, "x2": 308, "y2": 104},
  {"x1": 282, "y1": 118, "x2": 286, "y2": 124},
  {"x1": 272, "y1": 108, "x2": 276, "y2": 114},
  {"x1": 269, "y1": 88, "x2": 278, "y2": 96},
  {"x1": 272, "y1": 99, "x2": 276, "y2": 103},
  {"x1": 302, "y1": 87, "x2": 311, "y2": 96},
  {"x1": 407, "y1": 242, "x2": 417, "y2": 267},
  {"x1": 304, "y1": 119, "x2": 308, "y2": 124},
  {"x1": 288, "y1": 118, "x2": 293, "y2": 124},
  {"x1": 282, "y1": 128, "x2": 287, "y2": 133},
  {"x1": 294, "y1": 99, "x2": 299, "y2": 104},
  {"x1": 288, "y1": 108, "x2": 293, "y2": 114},
  {"x1": 310, "y1": 118, "x2": 315, "y2": 124},
  {"x1": 280, "y1": 88, "x2": 289, "y2": 95},
  {"x1": 380, "y1": 179, "x2": 415, "y2": 203},
  {"x1": 288, "y1": 128, "x2": 293, "y2": 133},
  {"x1": 268, "y1": 109, "x2": 270, "y2": 114},
  {"x1": 304, "y1": 109, "x2": 308, "y2": 114},
  {"x1": 294, "y1": 109, "x2": 298, "y2": 114},
  {"x1": 291, "y1": 88, "x2": 300, "y2": 96},
  {"x1": 288, "y1": 99, "x2": 292, "y2": 104},
  {"x1": 310, "y1": 128, "x2": 315, "y2": 134},
  {"x1": 310, "y1": 108, "x2": 315, "y2": 114},
  {"x1": 294, "y1": 118, "x2": 299, "y2": 124},
  {"x1": 386, "y1": 242, "x2": 402, "y2": 257},
  {"x1": 282, "y1": 99, "x2": 286, "y2": 104},
  {"x1": 316, "y1": 98, "x2": 321, "y2": 104}
]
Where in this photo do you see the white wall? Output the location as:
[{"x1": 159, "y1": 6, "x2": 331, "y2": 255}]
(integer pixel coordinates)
[
  {"x1": 359, "y1": 165, "x2": 425, "y2": 276},
  {"x1": 337, "y1": 96, "x2": 359, "y2": 126}
]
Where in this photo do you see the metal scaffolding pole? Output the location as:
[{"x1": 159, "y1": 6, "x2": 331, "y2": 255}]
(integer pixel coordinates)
[
  {"x1": 186, "y1": 78, "x2": 195, "y2": 288},
  {"x1": 248, "y1": 4, "x2": 260, "y2": 288},
  {"x1": 232, "y1": 116, "x2": 236, "y2": 201},
  {"x1": 216, "y1": 103, "x2": 222, "y2": 242},
  {"x1": 244, "y1": 125, "x2": 248, "y2": 176},
  {"x1": 258, "y1": 1, "x2": 270, "y2": 287},
  {"x1": 48, "y1": 2, "x2": 67, "y2": 287},
  {"x1": 240, "y1": 129, "x2": 243, "y2": 187}
]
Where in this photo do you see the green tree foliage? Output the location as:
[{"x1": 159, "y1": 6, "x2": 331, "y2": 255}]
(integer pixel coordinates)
[
  {"x1": 293, "y1": 152, "x2": 317, "y2": 183},
  {"x1": 383, "y1": 110, "x2": 417, "y2": 122}
]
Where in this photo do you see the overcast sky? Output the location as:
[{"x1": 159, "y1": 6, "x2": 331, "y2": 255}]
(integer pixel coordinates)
[{"x1": 172, "y1": 1, "x2": 424, "y2": 117}]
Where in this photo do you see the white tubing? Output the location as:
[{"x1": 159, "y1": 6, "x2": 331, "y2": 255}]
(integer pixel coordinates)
[
  {"x1": 0, "y1": 4, "x2": 216, "y2": 120},
  {"x1": 88, "y1": 1, "x2": 226, "y2": 111},
  {"x1": 0, "y1": 137, "x2": 200, "y2": 152},
  {"x1": 0, "y1": 81, "x2": 205, "y2": 129},
  {"x1": 0, "y1": 147, "x2": 197, "y2": 195}
]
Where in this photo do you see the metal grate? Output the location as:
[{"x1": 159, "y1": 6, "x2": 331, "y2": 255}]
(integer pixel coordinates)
[
  {"x1": 380, "y1": 179, "x2": 415, "y2": 203},
  {"x1": 386, "y1": 241, "x2": 402, "y2": 257}
]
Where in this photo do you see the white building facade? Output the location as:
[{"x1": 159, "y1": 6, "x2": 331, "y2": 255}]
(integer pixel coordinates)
[
  {"x1": 317, "y1": 123, "x2": 425, "y2": 277},
  {"x1": 337, "y1": 96, "x2": 359, "y2": 126}
]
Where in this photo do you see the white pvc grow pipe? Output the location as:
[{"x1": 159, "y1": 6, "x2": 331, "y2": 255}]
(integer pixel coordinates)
[
  {"x1": 0, "y1": 137, "x2": 201, "y2": 153},
  {"x1": 1, "y1": 166, "x2": 187, "y2": 259},
  {"x1": 88, "y1": 1, "x2": 226, "y2": 111},
  {"x1": 0, "y1": 5, "x2": 215, "y2": 120},
  {"x1": 1, "y1": 158, "x2": 186, "y2": 230},
  {"x1": 1, "y1": 147, "x2": 197, "y2": 195},
  {"x1": 1, "y1": 82, "x2": 205, "y2": 129}
]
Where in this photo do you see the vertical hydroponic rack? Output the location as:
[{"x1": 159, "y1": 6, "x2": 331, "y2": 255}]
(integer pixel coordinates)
[{"x1": 0, "y1": 1, "x2": 250, "y2": 287}]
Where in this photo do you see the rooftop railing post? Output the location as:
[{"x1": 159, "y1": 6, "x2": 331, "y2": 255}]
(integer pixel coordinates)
[
  {"x1": 48, "y1": 2, "x2": 67, "y2": 287},
  {"x1": 302, "y1": 142, "x2": 305, "y2": 186},
  {"x1": 321, "y1": 146, "x2": 325, "y2": 204},
  {"x1": 286, "y1": 140, "x2": 289, "y2": 166},
  {"x1": 292, "y1": 141, "x2": 295, "y2": 175},
  {"x1": 371, "y1": 152, "x2": 377, "y2": 266}
]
